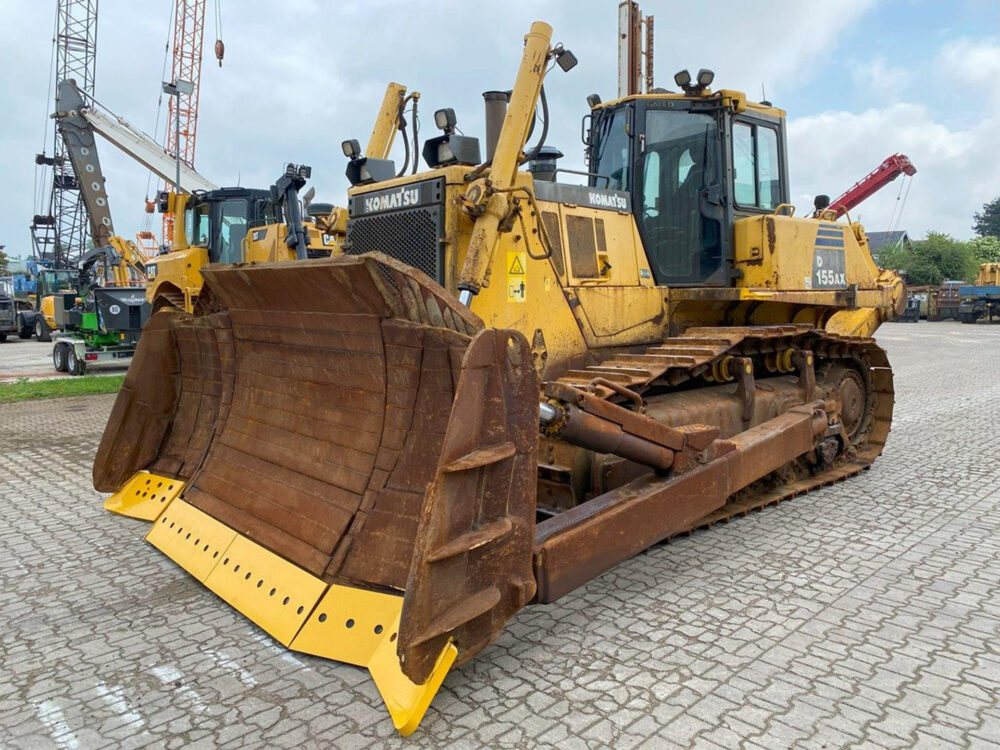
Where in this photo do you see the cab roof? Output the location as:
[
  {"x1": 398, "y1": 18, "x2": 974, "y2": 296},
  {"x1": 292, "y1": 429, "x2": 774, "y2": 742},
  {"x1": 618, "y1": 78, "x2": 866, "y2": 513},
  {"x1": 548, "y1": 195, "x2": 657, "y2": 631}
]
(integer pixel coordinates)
[{"x1": 594, "y1": 88, "x2": 785, "y2": 120}]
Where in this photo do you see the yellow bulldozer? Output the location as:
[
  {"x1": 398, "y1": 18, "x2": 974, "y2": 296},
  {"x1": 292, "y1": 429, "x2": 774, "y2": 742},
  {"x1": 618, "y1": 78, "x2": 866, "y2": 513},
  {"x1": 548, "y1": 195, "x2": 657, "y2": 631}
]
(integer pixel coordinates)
[{"x1": 93, "y1": 20, "x2": 903, "y2": 735}]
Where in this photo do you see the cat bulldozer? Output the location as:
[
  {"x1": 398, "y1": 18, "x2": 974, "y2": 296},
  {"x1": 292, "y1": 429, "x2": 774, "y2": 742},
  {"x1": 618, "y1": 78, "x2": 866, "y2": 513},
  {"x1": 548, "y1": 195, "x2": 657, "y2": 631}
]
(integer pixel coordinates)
[{"x1": 94, "y1": 21, "x2": 903, "y2": 735}]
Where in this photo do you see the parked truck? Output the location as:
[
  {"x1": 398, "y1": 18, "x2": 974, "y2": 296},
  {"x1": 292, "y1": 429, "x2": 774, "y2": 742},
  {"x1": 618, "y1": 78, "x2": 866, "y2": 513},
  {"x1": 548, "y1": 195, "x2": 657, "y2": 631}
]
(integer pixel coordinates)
[{"x1": 958, "y1": 263, "x2": 1000, "y2": 323}]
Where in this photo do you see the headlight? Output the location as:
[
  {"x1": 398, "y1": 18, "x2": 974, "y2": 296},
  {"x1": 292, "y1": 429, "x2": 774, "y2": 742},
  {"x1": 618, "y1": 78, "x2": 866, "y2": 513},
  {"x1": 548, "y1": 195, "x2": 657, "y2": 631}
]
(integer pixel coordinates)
[{"x1": 146, "y1": 264, "x2": 157, "y2": 279}]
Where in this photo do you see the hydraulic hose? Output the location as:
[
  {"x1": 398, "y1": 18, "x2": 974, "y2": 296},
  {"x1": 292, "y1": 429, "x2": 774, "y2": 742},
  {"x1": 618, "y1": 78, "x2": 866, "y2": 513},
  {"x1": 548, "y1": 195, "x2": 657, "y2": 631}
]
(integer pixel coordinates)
[{"x1": 521, "y1": 85, "x2": 549, "y2": 164}]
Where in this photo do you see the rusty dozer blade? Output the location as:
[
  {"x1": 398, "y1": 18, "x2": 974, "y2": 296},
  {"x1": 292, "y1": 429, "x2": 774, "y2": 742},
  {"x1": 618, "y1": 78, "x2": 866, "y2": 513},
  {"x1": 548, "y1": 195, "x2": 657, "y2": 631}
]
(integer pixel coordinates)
[{"x1": 95, "y1": 254, "x2": 539, "y2": 735}]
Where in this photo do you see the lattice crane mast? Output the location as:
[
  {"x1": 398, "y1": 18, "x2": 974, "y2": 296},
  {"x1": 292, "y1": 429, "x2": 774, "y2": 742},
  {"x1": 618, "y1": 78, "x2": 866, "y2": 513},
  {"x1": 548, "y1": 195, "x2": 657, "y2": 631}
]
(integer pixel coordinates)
[
  {"x1": 31, "y1": 0, "x2": 98, "y2": 268},
  {"x1": 160, "y1": 0, "x2": 209, "y2": 242}
]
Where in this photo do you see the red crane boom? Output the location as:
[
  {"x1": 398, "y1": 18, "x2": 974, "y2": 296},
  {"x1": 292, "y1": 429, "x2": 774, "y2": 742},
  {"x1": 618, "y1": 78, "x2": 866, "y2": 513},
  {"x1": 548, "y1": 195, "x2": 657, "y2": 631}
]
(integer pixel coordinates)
[{"x1": 828, "y1": 153, "x2": 917, "y2": 218}]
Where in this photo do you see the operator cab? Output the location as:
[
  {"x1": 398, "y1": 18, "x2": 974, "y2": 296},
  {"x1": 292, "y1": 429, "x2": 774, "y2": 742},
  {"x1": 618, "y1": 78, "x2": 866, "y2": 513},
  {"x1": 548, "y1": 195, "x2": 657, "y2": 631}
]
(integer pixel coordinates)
[
  {"x1": 181, "y1": 188, "x2": 278, "y2": 264},
  {"x1": 37, "y1": 268, "x2": 77, "y2": 295},
  {"x1": 587, "y1": 76, "x2": 789, "y2": 286}
]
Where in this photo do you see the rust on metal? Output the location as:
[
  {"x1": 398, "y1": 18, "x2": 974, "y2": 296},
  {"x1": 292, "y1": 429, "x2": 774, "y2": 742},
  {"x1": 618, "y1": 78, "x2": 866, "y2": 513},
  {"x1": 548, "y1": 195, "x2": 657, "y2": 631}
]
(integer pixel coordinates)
[
  {"x1": 400, "y1": 328, "x2": 539, "y2": 682},
  {"x1": 532, "y1": 402, "x2": 830, "y2": 603}
]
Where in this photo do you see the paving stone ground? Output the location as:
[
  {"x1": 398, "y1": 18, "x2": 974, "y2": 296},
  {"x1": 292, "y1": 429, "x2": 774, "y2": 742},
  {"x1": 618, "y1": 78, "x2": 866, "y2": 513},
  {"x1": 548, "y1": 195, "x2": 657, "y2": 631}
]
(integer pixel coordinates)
[{"x1": 1, "y1": 320, "x2": 999, "y2": 749}]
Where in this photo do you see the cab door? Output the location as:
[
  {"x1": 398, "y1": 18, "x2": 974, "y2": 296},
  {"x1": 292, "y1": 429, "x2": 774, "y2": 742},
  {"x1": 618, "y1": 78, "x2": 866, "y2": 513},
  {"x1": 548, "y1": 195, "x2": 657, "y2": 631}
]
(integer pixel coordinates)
[{"x1": 635, "y1": 105, "x2": 727, "y2": 286}]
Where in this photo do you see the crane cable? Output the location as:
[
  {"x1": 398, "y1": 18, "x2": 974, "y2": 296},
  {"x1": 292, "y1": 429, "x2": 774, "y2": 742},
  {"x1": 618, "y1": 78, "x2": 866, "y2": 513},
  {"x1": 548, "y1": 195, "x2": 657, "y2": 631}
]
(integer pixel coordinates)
[
  {"x1": 884, "y1": 175, "x2": 905, "y2": 233},
  {"x1": 33, "y1": 3, "x2": 60, "y2": 222},
  {"x1": 886, "y1": 174, "x2": 912, "y2": 234},
  {"x1": 895, "y1": 176, "x2": 913, "y2": 232}
]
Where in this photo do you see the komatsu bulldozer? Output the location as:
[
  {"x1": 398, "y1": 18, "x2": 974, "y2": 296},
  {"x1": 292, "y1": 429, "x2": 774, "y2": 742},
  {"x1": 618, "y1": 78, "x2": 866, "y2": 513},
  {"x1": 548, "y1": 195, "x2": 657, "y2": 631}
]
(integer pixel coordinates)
[{"x1": 94, "y1": 21, "x2": 903, "y2": 735}]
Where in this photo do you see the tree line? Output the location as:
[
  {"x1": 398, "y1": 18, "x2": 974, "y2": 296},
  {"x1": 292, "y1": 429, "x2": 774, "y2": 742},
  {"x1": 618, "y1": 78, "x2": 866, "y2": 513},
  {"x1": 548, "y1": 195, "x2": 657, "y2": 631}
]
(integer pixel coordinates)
[{"x1": 874, "y1": 196, "x2": 1000, "y2": 286}]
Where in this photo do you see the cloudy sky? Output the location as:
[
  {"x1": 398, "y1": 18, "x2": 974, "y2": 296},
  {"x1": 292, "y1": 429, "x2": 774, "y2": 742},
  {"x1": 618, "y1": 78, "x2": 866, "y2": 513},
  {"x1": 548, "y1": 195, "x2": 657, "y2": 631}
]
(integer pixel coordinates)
[{"x1": 2, "y1": 0, "x2": 998, "y2": 259}]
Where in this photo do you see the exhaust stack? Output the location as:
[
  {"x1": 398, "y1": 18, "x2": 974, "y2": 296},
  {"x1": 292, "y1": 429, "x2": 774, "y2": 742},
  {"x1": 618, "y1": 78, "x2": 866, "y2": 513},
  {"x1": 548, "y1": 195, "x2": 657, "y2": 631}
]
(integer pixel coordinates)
[{"x1": 482, "y1": 90, "x2": 509, "y2": 162}]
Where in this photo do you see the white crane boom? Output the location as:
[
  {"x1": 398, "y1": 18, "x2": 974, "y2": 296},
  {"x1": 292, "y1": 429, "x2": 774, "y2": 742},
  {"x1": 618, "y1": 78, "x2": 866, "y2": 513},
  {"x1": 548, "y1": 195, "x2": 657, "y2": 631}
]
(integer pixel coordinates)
[
  {"x1": 82, "y1": 107, "x2": 219, "y2": 193},
  {"x1": 57, "y1": 79, "x2": 218, "y2": 195}
]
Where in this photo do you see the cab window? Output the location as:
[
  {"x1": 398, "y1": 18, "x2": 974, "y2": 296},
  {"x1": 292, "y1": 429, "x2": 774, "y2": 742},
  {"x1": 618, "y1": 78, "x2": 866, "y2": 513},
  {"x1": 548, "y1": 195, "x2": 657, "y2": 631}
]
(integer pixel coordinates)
[
  {"x1": 732, "y1": 121, "x2": 781, "y2": 210},
  {"x1": 185, "y1": 202, "x2": 210, "y2": 246},
  {"x1": 215, "y1": 198, "x2": 249, "y2": 264},
  {"x1": 591, "y1": 106, "x2": 632, "y2": 191},
  {"x1": 642, "y1": 151, "x2": 660, "y2": 218},
  {"x1": 52, "y1": 271, "x2": 75, "y2": 291}
]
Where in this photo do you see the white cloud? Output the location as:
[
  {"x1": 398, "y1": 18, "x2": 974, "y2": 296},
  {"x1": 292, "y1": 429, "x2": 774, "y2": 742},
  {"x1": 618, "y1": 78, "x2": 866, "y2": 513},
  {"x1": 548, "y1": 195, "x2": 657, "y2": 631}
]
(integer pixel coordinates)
[
  {"x1": 936, "y1": 36, "x2": 1000, "y2": 92},
  {"x1": 788, "y1": 100, "x2": 999, "y2": 239},
  {"x1": 790, "y1": 36, "x2": 1000, "y2": 240},
  {"x1": 851, "y1": 56, "x2": 911, "y2": 99}
]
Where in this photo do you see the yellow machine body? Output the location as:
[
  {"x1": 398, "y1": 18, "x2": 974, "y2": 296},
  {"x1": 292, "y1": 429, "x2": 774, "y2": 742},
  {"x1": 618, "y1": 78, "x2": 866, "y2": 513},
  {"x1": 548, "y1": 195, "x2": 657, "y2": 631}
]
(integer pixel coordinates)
[
  {"x1": 976, "y1": 262, "x2": 1000, "y2": 286},
  {"x1": 39, "y1": 294, "x2": 57, "y2": 330},
  {"x1": 144, "y1": 192, "x2": 332, "y2": 311},
  {"x1": 341, "y1": 179, "x2": 901, "y2": 378}
]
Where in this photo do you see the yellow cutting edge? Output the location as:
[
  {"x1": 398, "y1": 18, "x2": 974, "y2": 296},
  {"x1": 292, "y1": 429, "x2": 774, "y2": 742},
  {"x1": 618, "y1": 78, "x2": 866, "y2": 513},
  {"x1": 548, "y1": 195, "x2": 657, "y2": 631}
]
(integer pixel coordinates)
[
  {"x1": 134, "y1": 490, "x2": 455, "y2": 735},
  {"x1": 103, "y1": 470, "x2": 185, "y2": 521}
]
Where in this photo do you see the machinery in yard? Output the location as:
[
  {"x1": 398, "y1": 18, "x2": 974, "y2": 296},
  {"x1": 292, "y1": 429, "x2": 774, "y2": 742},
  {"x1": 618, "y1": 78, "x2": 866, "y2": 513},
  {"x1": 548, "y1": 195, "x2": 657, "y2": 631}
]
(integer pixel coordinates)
[
  {"x1": 54, "y1": 78, "x2": 417, "y2": 311},
  {"x1": 51, "y1": 285, "x2": 150, "y2": 375},
  {"x1": 9, "y1": 261, "x2": 79, "y2": 341},
  {"x1": 934, "y1": 280, "x2": 963, "y2": 321},
  {"x1": 144, "y1": 81, "x2": 419, "y2": 311},
  {"x1": 958, "y1": 263, "x2": 1000, "y2": 323},
  {"x1": 93, "y1": 16, "x2": 903, "y2": 735},
  {"x1": 817, "y1": 153, "x2": 916, "y2": 219},
  {"x1": 49, "y1": 243, "x2": 151, "y2": 375},
  {"x1": 899, "y1": 295, "x2": 922, "y2": 322},
  {"x1": 0, "y1": 277, "x2": 18, "y2": 342},
  {"x1": 46, "y1": 78, "x2": 152, "y2": 372},
  {"x1": 145, "y1": 163, "x2": 333, "y2": 312}
]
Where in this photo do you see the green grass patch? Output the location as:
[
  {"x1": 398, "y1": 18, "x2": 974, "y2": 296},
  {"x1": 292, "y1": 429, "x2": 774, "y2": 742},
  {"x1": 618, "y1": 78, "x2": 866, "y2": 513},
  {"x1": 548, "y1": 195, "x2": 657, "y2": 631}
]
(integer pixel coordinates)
[{"x1": 0, "y1": 374, "x2": 125, "y2": 404}]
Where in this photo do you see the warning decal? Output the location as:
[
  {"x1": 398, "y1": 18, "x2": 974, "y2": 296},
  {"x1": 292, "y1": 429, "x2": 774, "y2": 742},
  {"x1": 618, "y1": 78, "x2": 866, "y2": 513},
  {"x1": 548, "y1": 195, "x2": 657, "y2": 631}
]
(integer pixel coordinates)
[{"x1": 507, "y1": 251, "x2": 526, "y2": 303}]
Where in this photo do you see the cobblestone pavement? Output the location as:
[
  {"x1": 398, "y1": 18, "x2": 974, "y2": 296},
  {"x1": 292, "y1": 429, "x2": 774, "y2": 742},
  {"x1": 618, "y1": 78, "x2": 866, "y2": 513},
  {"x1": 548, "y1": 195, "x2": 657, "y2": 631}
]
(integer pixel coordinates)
[{"x1": 1, "y1": 321, "x2": 999, "y2": 749}]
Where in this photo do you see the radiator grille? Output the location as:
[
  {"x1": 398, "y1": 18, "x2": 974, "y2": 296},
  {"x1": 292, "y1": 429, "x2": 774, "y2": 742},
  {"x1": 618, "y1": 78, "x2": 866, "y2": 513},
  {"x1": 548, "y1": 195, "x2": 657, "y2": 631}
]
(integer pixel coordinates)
[{"x1": 345, "y1": 179, "x2": 445, "y2": 285}]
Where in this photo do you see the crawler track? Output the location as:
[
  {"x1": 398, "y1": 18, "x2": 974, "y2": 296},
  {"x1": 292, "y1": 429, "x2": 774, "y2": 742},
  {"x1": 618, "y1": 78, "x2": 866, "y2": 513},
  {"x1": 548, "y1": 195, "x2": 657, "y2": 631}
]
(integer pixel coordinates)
[{"x1": 554, "y1": 325, "x2": 894, "y2": 534}]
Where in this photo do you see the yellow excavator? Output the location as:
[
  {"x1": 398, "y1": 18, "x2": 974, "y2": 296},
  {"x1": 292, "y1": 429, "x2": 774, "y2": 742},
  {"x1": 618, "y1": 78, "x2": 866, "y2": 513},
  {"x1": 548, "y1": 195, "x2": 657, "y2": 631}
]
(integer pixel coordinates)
[{"x1": 93, "y1": 19, "x2": 903, "y2": 735}]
